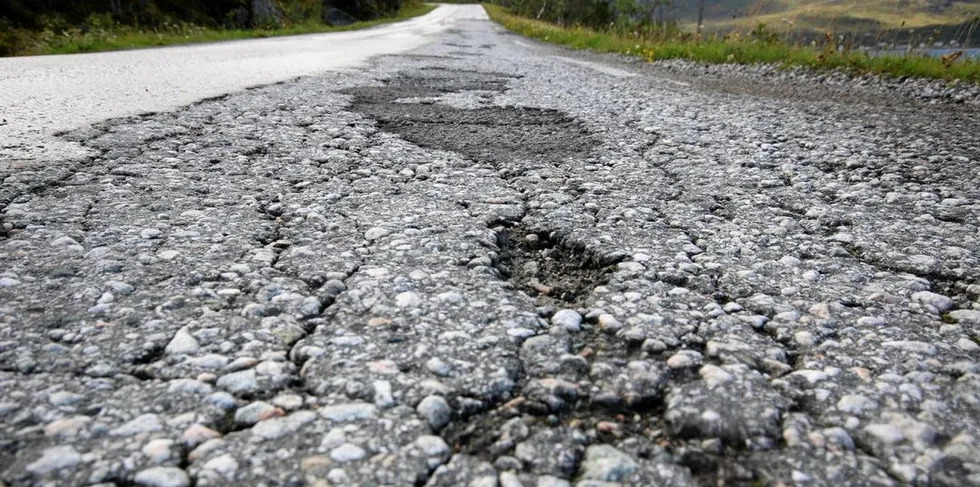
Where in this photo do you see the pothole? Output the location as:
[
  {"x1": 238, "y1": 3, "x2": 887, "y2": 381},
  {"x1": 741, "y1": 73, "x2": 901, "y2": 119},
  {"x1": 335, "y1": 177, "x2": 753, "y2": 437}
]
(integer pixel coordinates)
[
  {"x1": 342, "y1": 69, "x2": 595, "y2": 168},
  {"x1": 494, "y1": 226, "x2": 619, "y2": 307}
]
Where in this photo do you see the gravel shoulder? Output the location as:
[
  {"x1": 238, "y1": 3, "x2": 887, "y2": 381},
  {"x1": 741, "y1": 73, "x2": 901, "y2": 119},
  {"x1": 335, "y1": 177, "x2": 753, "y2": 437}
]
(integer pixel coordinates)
[{"x1": 2, "y1": 7, "x2": 979, "y2": 487}]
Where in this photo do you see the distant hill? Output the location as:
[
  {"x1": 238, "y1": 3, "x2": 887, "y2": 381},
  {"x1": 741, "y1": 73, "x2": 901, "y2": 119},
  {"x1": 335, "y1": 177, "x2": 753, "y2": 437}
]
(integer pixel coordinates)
[{"x1": 668, "y1": 0, "x2": 980, "y2": 45}]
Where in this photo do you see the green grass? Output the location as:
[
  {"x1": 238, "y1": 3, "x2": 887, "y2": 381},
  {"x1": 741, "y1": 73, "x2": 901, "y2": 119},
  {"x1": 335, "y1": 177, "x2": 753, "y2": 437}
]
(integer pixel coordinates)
[
  {"x1": 483, "y1": 3, "x2": 980, "y2": 84},
  {"x1": 3, "y1": 3, "x2": 436, "y2": 57}
]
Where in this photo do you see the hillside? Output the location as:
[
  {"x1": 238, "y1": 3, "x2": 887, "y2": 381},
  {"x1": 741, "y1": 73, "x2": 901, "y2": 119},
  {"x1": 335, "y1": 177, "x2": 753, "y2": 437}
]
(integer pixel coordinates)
[{"x1": 673, "y1": 0, "x2": 980, "y2": 44}]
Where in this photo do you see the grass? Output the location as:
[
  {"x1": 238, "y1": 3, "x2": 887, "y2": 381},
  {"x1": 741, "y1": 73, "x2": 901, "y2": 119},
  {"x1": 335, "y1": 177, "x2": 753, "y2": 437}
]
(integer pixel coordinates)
[
  {"x1": 3, "y1": 3, "x2": 436, "y2": 57},
  {"x1": 483, "y1": 3, "x2": 980, "y2": 83}
]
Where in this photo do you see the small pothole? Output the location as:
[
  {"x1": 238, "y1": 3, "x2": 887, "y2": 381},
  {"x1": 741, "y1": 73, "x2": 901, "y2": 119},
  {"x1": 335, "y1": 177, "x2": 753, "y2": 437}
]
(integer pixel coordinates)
[{"x1": 494, "y1": 226, "x2": 618, "y2": 307}]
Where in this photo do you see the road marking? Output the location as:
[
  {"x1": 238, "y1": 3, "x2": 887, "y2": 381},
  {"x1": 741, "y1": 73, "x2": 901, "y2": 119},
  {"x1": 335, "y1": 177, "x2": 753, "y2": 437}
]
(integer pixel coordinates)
[
  {"x1": 513, "y1": 41, "x2": 691, "y2": 87},
  {"x1": 553, "y1": 56, "x2": 637, "y2": 77}
]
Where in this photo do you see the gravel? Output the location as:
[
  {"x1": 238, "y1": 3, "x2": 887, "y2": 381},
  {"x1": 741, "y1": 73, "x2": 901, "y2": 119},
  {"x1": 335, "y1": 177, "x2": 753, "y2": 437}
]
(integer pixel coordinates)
[{"x1": 2, "y1": 6, "x2": 979, "y2": 487}]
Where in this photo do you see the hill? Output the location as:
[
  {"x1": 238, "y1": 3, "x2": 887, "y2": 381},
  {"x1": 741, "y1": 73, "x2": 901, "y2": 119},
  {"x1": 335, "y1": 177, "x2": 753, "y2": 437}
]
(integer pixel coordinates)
[{"x1": 665, "y1": 0, "x2": 980, "y2": 45}]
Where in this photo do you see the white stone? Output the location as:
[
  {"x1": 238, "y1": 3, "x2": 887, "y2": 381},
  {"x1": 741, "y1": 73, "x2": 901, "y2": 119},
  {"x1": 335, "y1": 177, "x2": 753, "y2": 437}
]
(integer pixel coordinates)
[
  {"x1": 395, "y1": 291, "x2": 422, "y2": 308},
  {"x1": 949, "y1": 309, "x2": 980, "y2": 325},
  {"x1": 373, "y1": 380, "x2": 395, "y2": 408},
  {"x1": 699, "y1": 365, "x2": 734, "y2": 388},
  {"x1": 837, "y1": 394, "x2": 876, "y2": 414},
  {"x1": 251, "y1": 410, "x2": 317, "y2": 440},
  {"x1": 911, "y1": 291, "x2": 954, "y2": 313},
  {"x1": 141, "y1": 438, "x2": 174, "y2": 463},
  {"x1": 111, "y1": 413, "x2": 162, "y2": 436},
  {"x1": 319, "y1": 403, "x2": 377, "y2": 422},
  {"x1": 364, "y1": 227, "x2": 390, "y2": 241},
  {"x1": 203, "y1": 454, "x2": 239, "y2": 478},
  {"x1": 864, "y1": 424, "x2": 905, "y2": 444},
  {"x1": 551, "y1": 309, "x2": 583, "y2": 331},
  {"x1": 425, "y1": 357, "x2": 452, "y2": 377},
  {"x1": 164, "y1": 327, "x2": 199, "y2": 355},
  {"x1": 417, "y1": 395, "x2": 452, "y2": 430},
  {"x1": 956, "y1": 338, "x2": 980, "y2": 352},
  {"x1": 330, "y1": 443, "x2": 366, "y2": 462},
  {"x1": 666, "y1": 351, "x2": 702, "y2": 369},
  {"x1": 26, "y1": 446, "x2": 82, "y2": 474},
  {"x1": 578, "y1": 444, "x2": 638, "y2": 482},
  {"x1": 134, "y1": 466, "x2": 190, "y2": 487},
  {"x1": 882, "y1": 340, "x2": 937, "y2": 355}
]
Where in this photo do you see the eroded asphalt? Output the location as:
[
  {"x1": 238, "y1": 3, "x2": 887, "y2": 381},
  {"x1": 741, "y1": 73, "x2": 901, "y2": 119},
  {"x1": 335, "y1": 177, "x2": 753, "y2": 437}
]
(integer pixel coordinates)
[{"x1": 2, "y1": 11, "x2": 980, "y2": 487}]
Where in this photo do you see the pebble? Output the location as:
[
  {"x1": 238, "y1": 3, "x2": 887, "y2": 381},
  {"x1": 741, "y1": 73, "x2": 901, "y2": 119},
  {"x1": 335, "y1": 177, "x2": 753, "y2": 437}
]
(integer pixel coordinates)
[
  {"x1": 949, "y1": 309, "x2": 980, "y2": 324},
  {"x1": 597, "y1": 314, "x2": 622, "y2": 333},
  {"x1": 537, "y1": 476, "x2": 572, "y2": 487},
  {"x1": 666, "y1": 350, "x2": 703, "y2": 369},
  {"x1": 26, "y1": 445, "x2": 82, "y2": 474},
  {"x1": 956, "y1": 338, "x2": 980, "y2": 352},
  {"x1": 500, "y1": 471, "x2": 524, "y2": 487},
  {"x1": 910, "y1": 291, "x2": 954, "y2": 312},
  {"x1": 396, "y1": 291, "x2": 422, "y2": 307},
  {"x1": 0, "y1": 277, "x2": 20, "y2": 287},
  {"x1": 365, "y1": 227, "x2": 390, "y2": 241},
  {"x1": 699, "y1": 364, "x2": 734, "y2": 388},
  {"x1": 111, "y1": 413, "x2": 162, "y2": 436},
  {"x1": 837, "y1": 394, "x2": 876, "y2": 414},
  {"x1": 330, "y1": 443, "x2": 367, "y2": 462},
  {"x1": 374, "y1": 380, "x2": 396, "y2": 408},
  {"x1": 215, "y1": 369, "x2": 258, "y2": 395},
  {"x1": 271, "y1": 393, "x2": 304, "y2": 411},
  {"x1": 48, "y1": 390, "x2": 85, "y2": 406},
  {"x1": 578, "y1": 444, "x2": 638, "y2": 482},
  {"x1": 140, "y1": 228, "x2": 163, "y2": 239},
  {"x1": 141, "y1": 438, "x2": 175, "y2": 463},
  {"x1": 864, "y1": 424, "x2": 905, "y2": 444},
  {"x1": 319, "y1": 402, "x2": 378, "y2": 422},
  {"x1": 164, "y1": 327, "x2": 200, "y2": 355},
  {"x1": 251, "y1": 410, "x2": 317, "y2": 440},
  {"x1": 183, "y1": 424, "x2": 221, "y2": 447},
  {"x1": 425, "y1": 357, "x2": 452, "y2": 377},
  {"x1": 551, "y1": 309, "x2": 583, "y2": 331},
  {"x1": 44, "y1": 415, "x2": 91, "y2": 438},
  {"x1": 134, "y1": 466, "x2": 191, "y2": 487},
  {"x1": 234, "y1": 401, "x2": 284, "y2": 426},
  {"x1": 50, "y1": 236, "x2": 80, "y2": 247},
  {"x1": 203, "y1": 454, "x2": 238, "y2": 478},
  {"x1": 417, "y1": 395, "x2": 452, "y2": 430},
  {"x1": 882, "y1": 340, "x2": 937, "y2": 355}
]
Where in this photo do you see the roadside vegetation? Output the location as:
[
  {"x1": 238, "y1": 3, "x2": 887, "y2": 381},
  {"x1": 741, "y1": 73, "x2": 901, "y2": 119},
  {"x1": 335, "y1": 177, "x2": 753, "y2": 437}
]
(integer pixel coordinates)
[
  {"x1": 483, "y1": 2, "x2": 980, "y2": 83},
  {"x1": 0, "y1": 0, "x2": 432, "y2": 57}
]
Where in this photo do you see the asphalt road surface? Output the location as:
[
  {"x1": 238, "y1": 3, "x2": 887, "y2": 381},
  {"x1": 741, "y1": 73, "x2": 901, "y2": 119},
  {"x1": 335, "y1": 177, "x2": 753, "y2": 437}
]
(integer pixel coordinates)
[
  {"x1": 2, "y1": 5, "x2": 980, "y2": 487},
  {"x1": 0, "y1": 5, "x2": 474, "y2": 164}
]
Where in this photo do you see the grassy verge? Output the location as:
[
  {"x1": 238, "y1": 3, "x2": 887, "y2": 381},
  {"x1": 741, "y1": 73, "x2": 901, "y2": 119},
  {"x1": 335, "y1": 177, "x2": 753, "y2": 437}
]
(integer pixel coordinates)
[
  {"x1": 4, "y1": 3, "x2": 436, "y2": 57},
  {"x1": 483, "y1": 3, "x2": 980, "y2": 84}
]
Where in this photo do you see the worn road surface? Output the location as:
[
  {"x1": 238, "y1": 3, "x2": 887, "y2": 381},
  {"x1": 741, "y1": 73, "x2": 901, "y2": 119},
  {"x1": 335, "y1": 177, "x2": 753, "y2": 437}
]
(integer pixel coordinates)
[
  {"x1": 0, "y1": 5, "x2": 473, "y2": 164},
  {"x1": 2, "y1": 4, "x2": 980, "y2": 487}
]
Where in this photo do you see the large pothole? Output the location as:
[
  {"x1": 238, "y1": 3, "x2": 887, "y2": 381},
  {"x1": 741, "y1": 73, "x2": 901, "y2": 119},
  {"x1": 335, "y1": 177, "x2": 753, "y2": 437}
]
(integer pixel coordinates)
[{"x1": 342, "y1": 68, "x2": 595, "y2": 168}]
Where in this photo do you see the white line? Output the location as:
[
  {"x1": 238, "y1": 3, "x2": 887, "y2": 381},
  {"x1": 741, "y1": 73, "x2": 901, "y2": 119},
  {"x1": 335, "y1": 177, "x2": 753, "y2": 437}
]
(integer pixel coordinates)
[{"x1": 553, "y1": 56, "x2": 636, "y2": 78}]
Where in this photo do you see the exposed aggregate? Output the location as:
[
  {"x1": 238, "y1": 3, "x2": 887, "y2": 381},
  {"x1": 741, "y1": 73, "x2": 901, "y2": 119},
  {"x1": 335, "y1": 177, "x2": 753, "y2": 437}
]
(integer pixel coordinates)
[{"x1": 1, "y1": 15, "x2": 979, "y2": 487}]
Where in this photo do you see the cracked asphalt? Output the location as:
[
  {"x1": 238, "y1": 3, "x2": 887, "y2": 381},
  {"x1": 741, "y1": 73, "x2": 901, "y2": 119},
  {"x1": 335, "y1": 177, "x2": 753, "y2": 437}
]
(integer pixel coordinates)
[{"x1": 2, "y1": 5, "x2": 980, "y2": 487}]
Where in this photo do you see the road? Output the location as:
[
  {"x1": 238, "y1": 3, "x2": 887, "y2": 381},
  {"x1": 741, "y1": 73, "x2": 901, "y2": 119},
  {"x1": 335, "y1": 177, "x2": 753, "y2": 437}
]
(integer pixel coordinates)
[
  {"x1": 2, "y1": 4, "x2": 980, "y2": 487},
  {"x1": 0, "y1": 5, "x2": 475, "y2": 164}
]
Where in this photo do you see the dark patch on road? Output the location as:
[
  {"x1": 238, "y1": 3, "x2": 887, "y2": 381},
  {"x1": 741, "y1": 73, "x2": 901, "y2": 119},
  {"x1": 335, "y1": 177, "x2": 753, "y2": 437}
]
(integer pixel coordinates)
[
  {"x1": 494, "y1": 226, "x2": 619, "y2": 306},
  {"x1": 342, "y1": 68, "x2": 595, "y2": 168}
]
